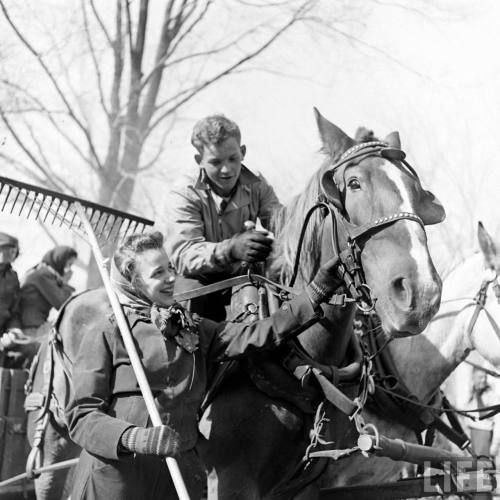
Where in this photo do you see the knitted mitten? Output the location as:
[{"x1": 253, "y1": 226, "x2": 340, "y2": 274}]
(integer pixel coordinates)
[{"x1": 120, "y1": 425, "x2": 180, "y2": 457}]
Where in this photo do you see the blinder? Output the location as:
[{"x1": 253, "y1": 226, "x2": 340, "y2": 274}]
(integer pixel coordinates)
[{"x1": 320, "y1": 141, "x2": 446, "y2": 227}]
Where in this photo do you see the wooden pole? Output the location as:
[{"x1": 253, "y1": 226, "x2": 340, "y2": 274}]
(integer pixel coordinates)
[
  {"x1": 75, "y1": 203, "x2": 190, "y2": 500},
  {"x1": 358, "y1": 433, "x2": 494, "y2": 471}
]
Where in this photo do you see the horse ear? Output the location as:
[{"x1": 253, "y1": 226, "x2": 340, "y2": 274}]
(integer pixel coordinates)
[
  {"x1": 314, "y1": 107, "x2": 355, "y2": 158},
  {"x1": 478, "y1": 221, "x2": 498, "y2": 269},
  {"x1": 419, "y1": 189, "x2": 446, "y2": 225},
  {"x1": 384, "y1": 131, "x2": 401, "y2": 149}
]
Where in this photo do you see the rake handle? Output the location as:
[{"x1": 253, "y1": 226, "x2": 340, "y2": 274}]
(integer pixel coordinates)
[{"x1": 75, "y1": 203, "x2": 190, "y2": 500}]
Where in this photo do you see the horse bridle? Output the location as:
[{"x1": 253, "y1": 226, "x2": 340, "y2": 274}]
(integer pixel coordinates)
[
  {"x1": 290, "y1": 141, "x2": 425, "y2": 312},
  {"x1": 464, "y1": 269, "x2": 500, "y2": 343}
]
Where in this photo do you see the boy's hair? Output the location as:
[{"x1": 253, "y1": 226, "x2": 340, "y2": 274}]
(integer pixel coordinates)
[
  {"x1": 191, "y1": 114, "x2": 241, "y2": 154},
  {"x1": 114, "y1": 231, "x2": 164, "y2": 285}
]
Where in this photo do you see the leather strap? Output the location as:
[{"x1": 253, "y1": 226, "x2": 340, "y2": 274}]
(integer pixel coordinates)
[{"x1": 311, "y1": 368, "x2": 358, "y2": 417}]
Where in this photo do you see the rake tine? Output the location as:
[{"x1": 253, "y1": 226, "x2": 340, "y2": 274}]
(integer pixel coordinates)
[
  {"x1": 51, "y1": 197, "x2": 62, "y2": 224},
  {"x1": 59, "y1": 201, "x2": 70, "y2": 226},
  {"x1": 26, "y1": 193, "x2": 39, "y2": 220},
  {"x1": 34, "y1": 194, "x2": 46, "y2": 221},
  {"x1": 68, "y1": 206, "x2": 78, "y2": 229},
  {"x1": 18, "y1": 190, "x2": 29, "y2": 215},
  {"x1": 42, "y1": 196, "x2": 53, "y2": 222},
  {"x1": 115, "y1": 218, "x2": 126, "y2": 238},
  {"x1": 10, "y1": 188, "x2": 22, "y2": 214},
  {"x1": 97, "y1": 213, "x2": 111, "y2": 239},
  {"x1": 122, "y1": 218, "x2": 133, "y2": 237},
  {"x1": 105, "y1": 216, "x2": 120, "y2": 241},
  {"x1": 1, "y1": 185, "x2": 13, "y2": 212}
]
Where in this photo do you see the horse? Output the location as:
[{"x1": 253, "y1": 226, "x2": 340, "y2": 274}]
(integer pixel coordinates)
[
  {"x1": 319, "y1": 221, "x2": 500, "y2": 492},
  {"x1": 196, "y1": 108, "x2": 445, "y2": 499},
  {"x1": 25, "y1": 108, "x2": 444, "y2": 500}
]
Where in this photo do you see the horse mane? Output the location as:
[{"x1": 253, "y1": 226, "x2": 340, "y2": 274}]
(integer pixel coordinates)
[
  {"x1": 269, "y1": 158, "x2": 332, "y2": 286},
  {"x1": 269, "y1": 128, "x2": 370, "y2": 286}
]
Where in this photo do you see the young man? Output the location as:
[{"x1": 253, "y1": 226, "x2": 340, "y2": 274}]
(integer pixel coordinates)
[{"x1": 165, "y1": 115, "x2": 282, "y2": 320}]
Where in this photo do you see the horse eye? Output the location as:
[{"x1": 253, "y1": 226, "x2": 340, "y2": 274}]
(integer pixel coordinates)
[{"x1": 347, "y1": 178, "x2": 361, "y2": 190}]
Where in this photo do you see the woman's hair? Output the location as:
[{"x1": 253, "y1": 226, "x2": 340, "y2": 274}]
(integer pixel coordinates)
[{"x1": 113, "y1": 231, "x2": 164, "y2": 285}]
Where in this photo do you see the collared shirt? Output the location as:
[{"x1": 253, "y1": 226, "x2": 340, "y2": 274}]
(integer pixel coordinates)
[{"x1": 165, "y1": 165, "x2": 282, "y2": 278}]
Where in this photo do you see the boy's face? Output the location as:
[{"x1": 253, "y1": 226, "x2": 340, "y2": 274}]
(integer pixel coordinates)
[{"x1": 195, "y1": 137, "x2": 246, "y2": 197}]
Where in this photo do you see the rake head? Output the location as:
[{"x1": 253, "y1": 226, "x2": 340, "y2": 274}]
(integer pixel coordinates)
[{"x1": 0, "y1": 175, "x2": 154, "y2": 243}]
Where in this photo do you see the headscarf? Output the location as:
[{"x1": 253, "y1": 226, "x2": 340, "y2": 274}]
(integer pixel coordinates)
[
  {"x1": 110, "y1": 255, "x2": 199, "y2": 352},
  {"x1": 41, "y1": 246, "x2": 77, "y2": 277},
  {"x1": 110, "y1": 256, "x2": 152, "y2": 317}
]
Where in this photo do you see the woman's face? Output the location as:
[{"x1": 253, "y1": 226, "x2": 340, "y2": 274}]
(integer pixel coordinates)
[{"x1": 135, "y1": 248, "x2": 176, "y2": 306}]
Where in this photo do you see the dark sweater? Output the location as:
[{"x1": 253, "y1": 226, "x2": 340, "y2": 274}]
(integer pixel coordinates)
[{"x1": 20, "y1": 264, "x2": 74, "y2": 328}]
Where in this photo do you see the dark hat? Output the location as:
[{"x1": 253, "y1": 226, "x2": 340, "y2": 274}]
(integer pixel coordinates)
[{"x1": 0, "y1": 232, "x2": 18, "y2": 248}]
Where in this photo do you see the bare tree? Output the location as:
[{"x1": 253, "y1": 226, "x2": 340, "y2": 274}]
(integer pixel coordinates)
[{"x1": 0, "y1": 1, "x2": 329, "y2": 206}]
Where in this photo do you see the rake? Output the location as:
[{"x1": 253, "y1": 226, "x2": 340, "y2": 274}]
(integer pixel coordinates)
[
  {"x1": 0, "y1": 175, "x2": 154, "y2": 242},
  {"x1": 0, "y1": 175, "x2": 190, "y2": 500}
]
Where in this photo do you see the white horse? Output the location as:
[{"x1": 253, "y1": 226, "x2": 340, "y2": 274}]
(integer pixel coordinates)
[{"x1": 321, "y1": 221, "x2": 500, "y2": 489}]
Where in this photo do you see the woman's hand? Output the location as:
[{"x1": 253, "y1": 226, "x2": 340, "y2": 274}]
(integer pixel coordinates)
[
  {"x1": 306, "y1": 256, "x2": 343, "y2": 306},
  {"x1": 120, "y1": 424, "x2": 180, "y2": 457}
]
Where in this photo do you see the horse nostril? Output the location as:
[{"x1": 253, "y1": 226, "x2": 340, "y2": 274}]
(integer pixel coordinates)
[{"x1": 391, "y1": 277, "x2": 412, "y2": 310}]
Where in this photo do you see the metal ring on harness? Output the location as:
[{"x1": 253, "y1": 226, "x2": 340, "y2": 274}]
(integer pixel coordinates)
[{"x1": 354, "y1": 284, "x2": 377, "y2": 313}]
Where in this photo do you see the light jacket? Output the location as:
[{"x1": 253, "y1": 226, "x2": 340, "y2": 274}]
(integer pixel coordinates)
[{"x1": 165, "y1": 165, "x2": 281, "y2": 278}]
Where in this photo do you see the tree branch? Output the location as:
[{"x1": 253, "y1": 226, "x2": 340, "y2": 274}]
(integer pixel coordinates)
[
  {"x1": 89, "y1": 0, "x2": 113, "y2": 47},
  {"x1": 0, "y1": 0, "x2": 103, "y2": 169},
  {"x1": 0, "y1": 110, "x2": 76, "y2": 194},
  {"x1": 81, "y1": 0, "x2": 110, "y2": 118},
  {"x1": 147, "y1": 2, "x2": 311, "y2": 134},
  {"x1": 0, "y1": 79, "x2": 96, "y2": 169}
]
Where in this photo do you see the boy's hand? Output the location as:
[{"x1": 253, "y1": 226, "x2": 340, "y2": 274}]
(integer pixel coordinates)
[
  {"x1": 306, "y1": 256, "x2": 343, "y2": 306},
  {"x1": 229, "y1": 231, "x2": 273, "y2": 263}
]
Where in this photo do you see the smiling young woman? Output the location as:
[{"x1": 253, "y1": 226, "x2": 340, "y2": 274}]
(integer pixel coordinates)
[{"x1": 65, "y1": 230, "x2": 342, "y2": 500}]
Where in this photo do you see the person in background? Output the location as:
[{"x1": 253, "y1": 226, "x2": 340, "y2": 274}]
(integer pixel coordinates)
[
  {"x1": 165, "y1": 114, "x2": 282, "y2": 321},
  {"x1": 66, "y1": 231, "x2": 342, "y2": 499},
  {"x1": 467, "y1": 367, "x2": 500, "y2": 458},
  {"x1": 0, "y1": 232, "x2": 24, "y2": 367},
  {"x1": 20, "y1": 245, "x2": 77, "y2": 341}
]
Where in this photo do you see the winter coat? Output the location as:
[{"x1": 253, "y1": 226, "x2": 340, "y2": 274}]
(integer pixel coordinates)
[
  {"x1": 0, "y1": 264, "x2": 21, "y2": 333},
  {"x1": 165, "y1": 165, "x2": 281, "y2": 278},
  {"x1": 20, "y1": 263, "x2": 75, "y2": 329},
  {"x1": 66, "y1": 293, "x2": 321, "y2": 500}
]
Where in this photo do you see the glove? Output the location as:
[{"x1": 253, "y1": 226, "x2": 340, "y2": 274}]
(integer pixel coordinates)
[
  {"x1": 306, "y1": 256, "x2": 343, "y2": 306},
  {"x1": 0, "y1": 329, "x2": 29, "y2": 351},
  {"x1": 120, "y1": 425, "x2": 180, "y2": 457},
  {"x1": 228, "y1": 231, "x2": 274, "y2": 263}
]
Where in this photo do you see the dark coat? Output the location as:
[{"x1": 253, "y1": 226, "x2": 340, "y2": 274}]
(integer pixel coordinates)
[
  {"x1": 0, "y1": 263, "x2": 21, "y2": 333},
  {"x1": 66, "y1": 293, "x2": 320, "y2": 500},
  {"x1": 20, "y1": 264, "x2": 74, "y2": 329}
]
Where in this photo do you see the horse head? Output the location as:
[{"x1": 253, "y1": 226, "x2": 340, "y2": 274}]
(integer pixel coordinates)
[
  {"x1": 463, "y1": 222, "x2": 500, "y2": 368},
  {"x1": 315, "y1": 108, "x2": 443, "y2": 338}
]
